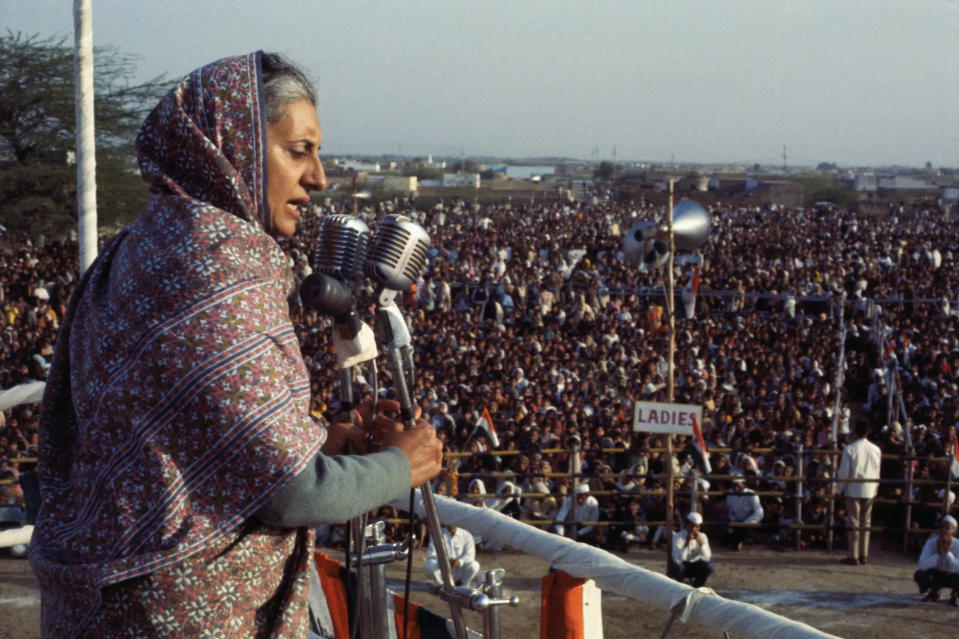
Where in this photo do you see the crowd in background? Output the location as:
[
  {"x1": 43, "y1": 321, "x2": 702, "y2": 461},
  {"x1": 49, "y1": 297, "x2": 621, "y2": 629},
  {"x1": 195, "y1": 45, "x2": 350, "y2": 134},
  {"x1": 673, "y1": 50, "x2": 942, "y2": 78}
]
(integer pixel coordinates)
[{"x1": 3, "y1": 193, "x2": 959, "y2": 556}]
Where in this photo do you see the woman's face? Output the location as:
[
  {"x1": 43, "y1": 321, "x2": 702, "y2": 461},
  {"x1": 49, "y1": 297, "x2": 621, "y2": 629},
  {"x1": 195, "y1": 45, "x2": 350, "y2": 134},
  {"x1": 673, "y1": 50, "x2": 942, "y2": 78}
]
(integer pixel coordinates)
[{"x1": 265, "y1": 98, "x2": 326, "y2": 237}]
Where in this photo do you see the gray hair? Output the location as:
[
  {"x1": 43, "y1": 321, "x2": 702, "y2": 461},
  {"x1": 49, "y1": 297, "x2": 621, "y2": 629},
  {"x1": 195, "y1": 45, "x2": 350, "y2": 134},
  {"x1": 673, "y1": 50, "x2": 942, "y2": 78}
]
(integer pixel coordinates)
[{"x1": 261, "y1": 52, "x2": 317, "y2": 124}]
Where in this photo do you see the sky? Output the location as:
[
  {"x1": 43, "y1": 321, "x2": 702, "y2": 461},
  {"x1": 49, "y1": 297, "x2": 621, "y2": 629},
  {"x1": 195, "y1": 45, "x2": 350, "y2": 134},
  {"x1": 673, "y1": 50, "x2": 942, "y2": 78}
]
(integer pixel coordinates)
[{"x1": 4, "y1": 0, "x2": 958, "y2": 168}]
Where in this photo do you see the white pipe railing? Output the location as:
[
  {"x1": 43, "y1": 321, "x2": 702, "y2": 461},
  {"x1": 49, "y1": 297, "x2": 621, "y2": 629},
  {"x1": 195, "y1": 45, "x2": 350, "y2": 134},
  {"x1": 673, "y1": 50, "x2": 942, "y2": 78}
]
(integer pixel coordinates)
[{"x1": 396, "y1": 492, "x2": 840, "y2": 639}]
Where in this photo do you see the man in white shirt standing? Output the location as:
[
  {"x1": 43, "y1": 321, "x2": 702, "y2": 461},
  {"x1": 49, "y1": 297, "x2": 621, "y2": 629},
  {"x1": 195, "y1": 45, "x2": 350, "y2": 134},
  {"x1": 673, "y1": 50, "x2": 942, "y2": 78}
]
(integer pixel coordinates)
[
  {"x1": 425, "y1": 524, "x2": 480, "y2": 588},
  {"x1": 669, "y1": 512, "x2": 713, "y2": 587},
  {"x1": 838, "y1": 420, "x2": 883, "y2": 565},
  {"x1": 725, "y1": 476, "x2": 763, "y2": 551},
  {"x1": 554, "y1": 483, "x2": 600, "y2": 545},
  {"x1": 914, "y1": 515, "x2": 959, "y2": 605}
]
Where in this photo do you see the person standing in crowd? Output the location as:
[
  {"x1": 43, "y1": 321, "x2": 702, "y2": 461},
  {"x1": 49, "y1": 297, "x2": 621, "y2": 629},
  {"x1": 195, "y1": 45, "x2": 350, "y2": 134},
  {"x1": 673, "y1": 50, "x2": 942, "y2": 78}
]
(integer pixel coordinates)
[
  {"x1": 554, "y1": 483, "x2": 600, "y2": 545},
  {"x1": 724, "y1": 476, "x2": 763, "y2": 550},
  {"x1": 522, "y1": 479, "x2": 558, "y2": 523},
  {"x1": 914, "y1": 515, "x2": 959, "y2": 605},
  {"x1": 838, "y1": 420, "x2": 882, "y2": 565},
  {"x1": 29, "y1": 52, "x2": 443, "y2": 638},
  {"x1": 425, "y1": 524, "x2": 480, "y2": 588},
  {"x1": 669, "y1": 512, "x2": 713, "y2": 587}
]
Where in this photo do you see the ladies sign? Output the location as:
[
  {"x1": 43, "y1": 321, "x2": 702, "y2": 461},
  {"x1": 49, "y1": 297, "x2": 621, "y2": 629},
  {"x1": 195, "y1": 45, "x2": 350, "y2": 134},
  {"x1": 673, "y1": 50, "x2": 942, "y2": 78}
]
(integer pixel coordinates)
[{"x1": 632, "y1": 401, "x2": 702, "y2": 435}]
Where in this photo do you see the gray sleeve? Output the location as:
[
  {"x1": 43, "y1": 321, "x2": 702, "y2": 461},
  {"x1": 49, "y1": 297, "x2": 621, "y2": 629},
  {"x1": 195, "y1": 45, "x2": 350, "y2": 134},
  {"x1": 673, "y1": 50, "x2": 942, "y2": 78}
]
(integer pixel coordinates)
[{"x1": 255, "y1": 446, "x2": 411, "y2": 528}]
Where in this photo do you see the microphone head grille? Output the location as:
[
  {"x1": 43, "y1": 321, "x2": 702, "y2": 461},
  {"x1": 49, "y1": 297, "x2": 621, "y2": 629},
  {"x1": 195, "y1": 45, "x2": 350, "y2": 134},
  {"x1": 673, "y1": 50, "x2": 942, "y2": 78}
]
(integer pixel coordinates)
[
  {"x1": 315, "y1": 215, "x2": 370, "y2": 282},
  {"x1": 365, "y1": 215, "x2": 430, "y2": 290}
]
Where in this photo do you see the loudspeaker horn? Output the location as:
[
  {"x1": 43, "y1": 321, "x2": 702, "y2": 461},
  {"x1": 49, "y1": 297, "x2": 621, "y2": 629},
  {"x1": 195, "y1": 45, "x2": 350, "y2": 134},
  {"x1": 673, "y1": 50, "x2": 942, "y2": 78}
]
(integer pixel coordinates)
[
  {"x1": 670, "y1": 200, "x2": 711, "y2": 251},
  {"x1": 623, "y1": 200, "x2": 711, "y2": 267}
]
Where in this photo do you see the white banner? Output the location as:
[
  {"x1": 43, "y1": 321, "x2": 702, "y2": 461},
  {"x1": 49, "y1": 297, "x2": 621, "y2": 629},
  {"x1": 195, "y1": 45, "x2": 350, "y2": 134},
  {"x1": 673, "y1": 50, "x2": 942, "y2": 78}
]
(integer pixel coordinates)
[{"x1": 632, "y1": 401, "x2": 702, "y2": 435}]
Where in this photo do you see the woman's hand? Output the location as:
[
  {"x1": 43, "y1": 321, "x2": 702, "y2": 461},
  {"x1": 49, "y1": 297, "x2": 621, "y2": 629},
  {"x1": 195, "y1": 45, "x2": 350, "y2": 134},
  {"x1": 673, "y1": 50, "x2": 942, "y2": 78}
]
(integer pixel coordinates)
[
  {"x1": 319, "y1": 398, "x2": 421, "y2": 456},
  {"x1": 320, "y1": 419, "x2": 367, "y2": 455},
  {"x1": 319, "y1": 399, "x2": 443, "y2": 488},
  {"x1": 380, "y1": 417, "x2": 444, "y2": 488},
  {"x1": 317, "y1": 396, "x2": 442, "y2": 487}
]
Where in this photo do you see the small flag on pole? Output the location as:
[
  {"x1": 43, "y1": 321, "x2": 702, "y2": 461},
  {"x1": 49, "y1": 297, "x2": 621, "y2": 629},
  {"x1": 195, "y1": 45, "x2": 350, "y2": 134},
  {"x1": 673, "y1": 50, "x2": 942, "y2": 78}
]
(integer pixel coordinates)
[
  {"x1": 681, "y1": 264, "x2": 701, "y2": 319},
  {"x1": 475, "y1": 407, "x2": 499, "y2": 448},
  {"x1": 690, "y1": 414, "x2": 711, "y2": 474},
  {"x1": 950, "y1": 428, "x2": 959, "y2": 480}
]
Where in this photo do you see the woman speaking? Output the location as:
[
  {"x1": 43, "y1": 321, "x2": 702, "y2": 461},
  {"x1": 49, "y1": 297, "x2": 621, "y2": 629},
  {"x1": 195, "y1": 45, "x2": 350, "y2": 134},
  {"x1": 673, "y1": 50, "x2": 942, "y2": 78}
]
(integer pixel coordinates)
[{"x1": 30, "y1": 52, "x2": 442, "y2": 638}]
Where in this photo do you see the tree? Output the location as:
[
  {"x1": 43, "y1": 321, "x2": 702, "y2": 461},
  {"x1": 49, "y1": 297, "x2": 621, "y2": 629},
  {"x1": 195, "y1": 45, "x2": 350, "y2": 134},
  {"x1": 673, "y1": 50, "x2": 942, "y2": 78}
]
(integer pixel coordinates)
[
  {"x1": 404, "y1": 162, "x2": 443, "y2": 181},
  {"x1": 0, "y1": 31, "x2": 170, "y2": 235},
  {"x1": 796, "y1": 173, "x2": 856, "y2": 208},
  {"x1": 449, "y1": 159, "x2": 479, "y2": 173},
  {"x1": 594, "y1": 161, "x2": 614, "y2": 180}
]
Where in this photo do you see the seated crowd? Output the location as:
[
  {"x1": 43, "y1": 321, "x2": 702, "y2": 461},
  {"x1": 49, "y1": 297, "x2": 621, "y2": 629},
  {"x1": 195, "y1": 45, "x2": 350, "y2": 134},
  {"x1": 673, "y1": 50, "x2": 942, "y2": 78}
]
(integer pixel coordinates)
[{"x1": 2, "y1": 195, "x2": 958, "y2": 560}]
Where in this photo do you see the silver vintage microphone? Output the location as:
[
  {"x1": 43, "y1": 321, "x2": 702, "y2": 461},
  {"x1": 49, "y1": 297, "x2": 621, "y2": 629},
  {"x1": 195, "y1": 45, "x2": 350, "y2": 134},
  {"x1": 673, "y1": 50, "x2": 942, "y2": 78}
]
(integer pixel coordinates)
[
  {"x1": 316, "y1": 214, "x2": 372, "y2": 284},
  {"x1": 364, "y1": 214, "x2": 430, "y2": 292},
  {"x1": 300, "y1": 214, "x2": 377, "y2": 406},
  {"x1": 300, "y1": 214, "x2": 372, "y2": 316},
  {"x1": 365, "y1": 215, "x2": 468, "y2": 639},
  {"x1": 365, "y1": 214, "x2": 430, "y2": 405}
]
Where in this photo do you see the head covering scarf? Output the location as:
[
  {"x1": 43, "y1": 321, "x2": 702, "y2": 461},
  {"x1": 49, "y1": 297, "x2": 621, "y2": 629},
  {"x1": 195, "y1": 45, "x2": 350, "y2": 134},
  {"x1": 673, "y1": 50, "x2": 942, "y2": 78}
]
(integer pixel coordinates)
[
  {"x1": 467, "y1": 478, "x2": 487, "y2": 498},
  {"x1": 30, "y1": 52, "x2": 325, "y2": 637}
]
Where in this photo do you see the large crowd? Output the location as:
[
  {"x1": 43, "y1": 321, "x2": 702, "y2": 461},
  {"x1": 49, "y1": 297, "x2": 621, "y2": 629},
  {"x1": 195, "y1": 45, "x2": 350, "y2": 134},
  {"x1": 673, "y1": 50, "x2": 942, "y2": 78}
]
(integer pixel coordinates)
[{"x1": 3, "y1": 192, "x2": 959, "y2": 556}]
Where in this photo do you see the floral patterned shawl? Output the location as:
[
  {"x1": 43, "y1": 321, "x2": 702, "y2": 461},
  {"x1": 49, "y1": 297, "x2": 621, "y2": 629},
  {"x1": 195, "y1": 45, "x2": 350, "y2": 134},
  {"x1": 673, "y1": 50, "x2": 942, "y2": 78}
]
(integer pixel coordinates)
[{"x1": 30, "y1": 52, "x2": 325, "y2": 638}]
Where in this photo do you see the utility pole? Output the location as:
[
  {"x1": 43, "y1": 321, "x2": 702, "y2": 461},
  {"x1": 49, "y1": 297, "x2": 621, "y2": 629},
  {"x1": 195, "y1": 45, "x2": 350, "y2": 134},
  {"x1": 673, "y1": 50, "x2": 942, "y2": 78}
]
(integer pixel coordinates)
[
  {"x1": 782, "y1": 144, "x2": 787, "y2": 172},
  {"x1": 74, "y1": 0, "x2": 98, "y2": 274}
]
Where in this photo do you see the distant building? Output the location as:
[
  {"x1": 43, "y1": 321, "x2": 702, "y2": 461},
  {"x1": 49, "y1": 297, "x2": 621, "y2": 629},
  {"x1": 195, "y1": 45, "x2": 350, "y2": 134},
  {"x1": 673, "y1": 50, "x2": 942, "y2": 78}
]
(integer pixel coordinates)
[
  {"x1": 853, "y1": 174, "x2": 939, "y2": 193},
  {"x1": 502, "y1": 165, "x2": 556, "y2": 180},
  {"x1": 425, "y1": 154, "x2": 447, "y2": 169},
  {"x1": 442, "y1": 173, "x2": 481, "y2": 188},
  {"x1": 339, "y1": 159, "x2": 381, "y2": 172},
  {"x1": 382, "y1": 176, "x2": 417, "y2": 194}
]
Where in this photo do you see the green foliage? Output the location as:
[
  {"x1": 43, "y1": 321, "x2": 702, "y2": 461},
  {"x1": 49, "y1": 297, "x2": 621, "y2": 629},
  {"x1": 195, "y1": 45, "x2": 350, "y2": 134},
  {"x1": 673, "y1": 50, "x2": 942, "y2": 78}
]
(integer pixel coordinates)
[
  {"x1": 448, "y1": 159, "x2": 479, "y2": 173},
  {"x1": 0, "y1": 161, "x2": 75, "y2": 235},
  {"x1": 94, "y1": 154, "x2": 152, "y2": 230},
  {"x1": 404, "y1": 163, "x2": 443, "y2": 181},
  {"x1": 796, "y1": 173, "x2": 857, "y2": 208},
  {"x1": 594, "y1": 161, "x2": 614, "y2": 180},
  {"x1": 0, "y1": 31, "x2": 170, "y2": 231}
]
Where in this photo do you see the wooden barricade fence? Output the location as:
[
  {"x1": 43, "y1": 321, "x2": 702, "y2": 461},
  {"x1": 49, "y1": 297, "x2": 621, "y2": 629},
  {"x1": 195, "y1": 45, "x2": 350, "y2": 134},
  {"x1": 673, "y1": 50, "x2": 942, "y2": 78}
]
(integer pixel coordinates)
[{"x1": 3, "y1": 445, "x2": 956, "y2": 547}]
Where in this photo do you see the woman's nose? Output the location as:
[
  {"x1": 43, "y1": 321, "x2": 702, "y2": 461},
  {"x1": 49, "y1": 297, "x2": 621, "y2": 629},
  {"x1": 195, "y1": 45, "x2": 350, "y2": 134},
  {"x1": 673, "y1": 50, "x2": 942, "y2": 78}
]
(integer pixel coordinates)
[{"x1": 305, "y1": 155, "x2": 327, "y2": 191}]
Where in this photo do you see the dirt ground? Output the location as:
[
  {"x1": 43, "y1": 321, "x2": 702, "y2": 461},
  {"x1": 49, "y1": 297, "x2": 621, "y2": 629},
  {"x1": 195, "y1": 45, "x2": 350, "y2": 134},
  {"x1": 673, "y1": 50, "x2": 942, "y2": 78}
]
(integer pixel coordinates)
[{"x1": 1, "y1": 544, "x2": 953, "y2": 639}]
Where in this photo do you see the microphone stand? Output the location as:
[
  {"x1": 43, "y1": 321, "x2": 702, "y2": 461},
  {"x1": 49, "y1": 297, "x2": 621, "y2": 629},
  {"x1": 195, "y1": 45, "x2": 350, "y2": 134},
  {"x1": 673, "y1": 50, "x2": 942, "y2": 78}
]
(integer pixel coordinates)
[
  {"x1": 338, "y1": 359, "x2": 374, "y2": 639},
  {"x1": 328, "y1": 311, "x2": 382, "y2": 639},
  {"x1": 372, "y1": 287, "x2": 469, "y2": 639}
]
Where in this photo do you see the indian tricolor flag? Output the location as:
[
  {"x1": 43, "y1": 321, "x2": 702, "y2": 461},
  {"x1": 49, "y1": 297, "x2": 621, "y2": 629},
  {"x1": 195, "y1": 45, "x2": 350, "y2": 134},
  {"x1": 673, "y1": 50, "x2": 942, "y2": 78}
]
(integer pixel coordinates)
[
  {"x1": 681, "y1": 264, "x2": 701, "y2": 319},
  {"x1": 476, "y1": 407, "x2": 500, "y2": 448},
  {"x1": 951, "y1": 428, "x2": 959, "y2": 480},
  {"x1": 691, "y1": 414, "x2": 711, "y2": 474}
]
